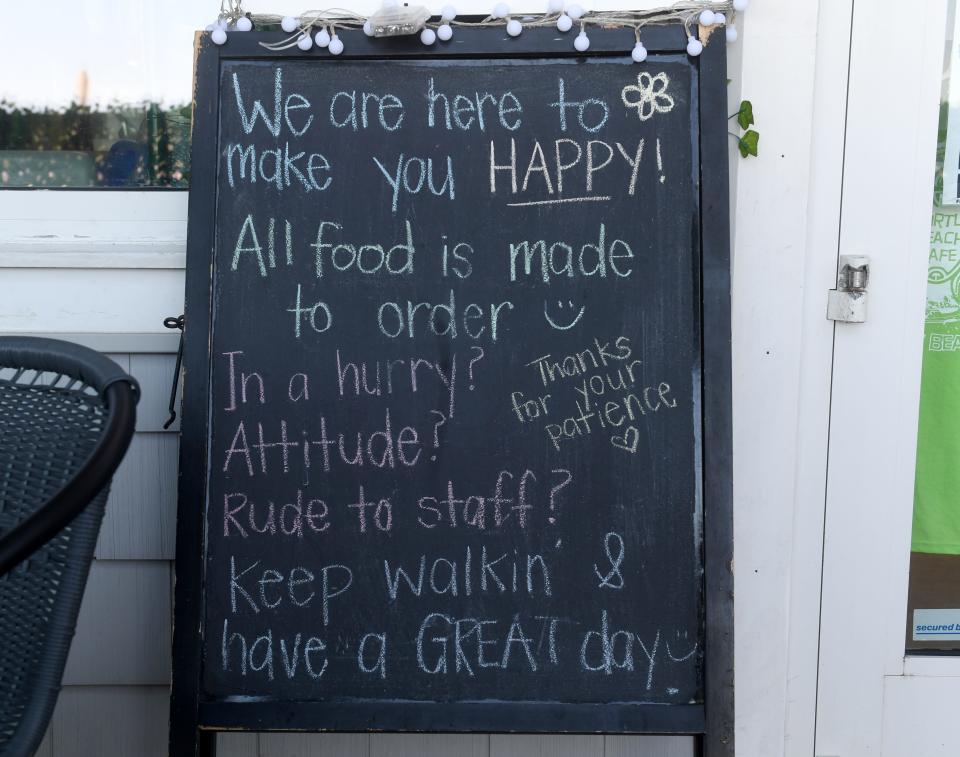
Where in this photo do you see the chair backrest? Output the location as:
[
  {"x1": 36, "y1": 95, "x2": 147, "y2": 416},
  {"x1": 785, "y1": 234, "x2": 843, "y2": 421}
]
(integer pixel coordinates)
[{"x1": 0, "y1": 337, "x2": 139, "y2": 757}]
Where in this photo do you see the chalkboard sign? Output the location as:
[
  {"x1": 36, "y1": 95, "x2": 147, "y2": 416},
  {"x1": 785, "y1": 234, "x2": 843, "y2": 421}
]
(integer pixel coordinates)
[{"x1": 171, "y1": 22, "x2": 732, "y2": 757}]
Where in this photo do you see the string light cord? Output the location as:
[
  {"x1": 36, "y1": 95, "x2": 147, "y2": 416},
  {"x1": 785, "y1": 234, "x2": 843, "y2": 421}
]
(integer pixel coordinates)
[{"x1": 208, "y1": 0, "x2": 748, "y2": 56}]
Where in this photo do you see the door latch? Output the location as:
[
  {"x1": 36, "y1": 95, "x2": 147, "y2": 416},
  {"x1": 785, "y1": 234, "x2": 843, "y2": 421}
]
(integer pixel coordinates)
[{"x1": 827, "y1": 255, "x2": 869, "y2": 323}]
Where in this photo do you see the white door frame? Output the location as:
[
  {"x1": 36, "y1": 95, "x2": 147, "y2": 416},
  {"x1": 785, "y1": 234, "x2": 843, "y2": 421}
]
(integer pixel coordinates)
[
  {"x1": 815, "y1": 0, "x2": 955, "y2": 754},
  {"x1": 731, "y1": 0, "x2": 856, "y2": 753}
]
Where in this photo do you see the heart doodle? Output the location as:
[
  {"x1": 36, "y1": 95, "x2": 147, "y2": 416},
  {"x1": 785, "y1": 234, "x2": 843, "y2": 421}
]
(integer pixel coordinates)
[{"x1": 610, "y1": 426, "x2": 640, "y2": 454}]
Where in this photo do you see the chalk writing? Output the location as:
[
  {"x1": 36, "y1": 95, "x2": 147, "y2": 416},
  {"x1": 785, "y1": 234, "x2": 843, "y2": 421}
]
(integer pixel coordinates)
[
  {"x1": 594, "y1": 532, "x2": 626, "y2": 590},
  {"x1": 200, "y1": 56, "x2": 704, "y2": 708}
]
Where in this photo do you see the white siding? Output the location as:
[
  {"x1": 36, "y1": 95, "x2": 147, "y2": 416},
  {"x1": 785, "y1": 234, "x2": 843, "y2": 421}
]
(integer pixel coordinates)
[
  {"x1": 63, "y1": 561, "x2": 171, "y2": 686},
  {"x1": 490, "y1": 736, "x2": 603, "y2": 757},
  {"x1": 35, "y1": 687, "x2": 170, "y2": 757},
  {"x1": 97, "y1": 433, "x2": 179, "y2": 560}
]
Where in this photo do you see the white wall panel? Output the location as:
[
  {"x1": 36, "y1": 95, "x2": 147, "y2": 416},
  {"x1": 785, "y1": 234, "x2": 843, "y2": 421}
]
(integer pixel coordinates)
[
  {"x1": 372, "y1": 734, "x2": 488, "y2": 757},
  {"x1": 881, "y1": 675, "x2": 960, "y2": 757},
  {"x1": 98, "y1": 433, "x2": 179, "y2": 560},
  {"x1": 260, "y1": 733, "x2": 370, "y2": 756},
  {"x1": 63, "y1": 561, "x2": 171, "y2": 686},
  {"x1": 0, "y1": 268, "x2": 184, "y2": 335},
  {"x1": 491, "y1": 734, "x2": 602, "y2": 757},
  {"x1": 604, "y1": 735, "x2": 696, "y2": 756},
  {"x1": 37, "y1": 686, "x2": 169, "y2": 757},
  {"x1": 219, "y1": 733, "x2": 260, "y2": 756}
]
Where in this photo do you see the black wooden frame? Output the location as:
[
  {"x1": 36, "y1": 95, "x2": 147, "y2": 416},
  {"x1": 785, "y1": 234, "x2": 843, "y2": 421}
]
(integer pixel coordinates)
[{"x1": 170, "y1": 21, "x2": 733, "y2": 757}]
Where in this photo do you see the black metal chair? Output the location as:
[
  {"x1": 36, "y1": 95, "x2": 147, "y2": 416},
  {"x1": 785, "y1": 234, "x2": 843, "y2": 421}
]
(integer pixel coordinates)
[{"x1": 0, "y1": 337, "x2": 139, "y2": 757}]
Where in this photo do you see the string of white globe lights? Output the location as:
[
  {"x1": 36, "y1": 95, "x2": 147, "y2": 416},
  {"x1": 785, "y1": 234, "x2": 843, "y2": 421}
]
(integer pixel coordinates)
[{"x1": 207, "y1": 0, "x2": 747, "y2": 60}]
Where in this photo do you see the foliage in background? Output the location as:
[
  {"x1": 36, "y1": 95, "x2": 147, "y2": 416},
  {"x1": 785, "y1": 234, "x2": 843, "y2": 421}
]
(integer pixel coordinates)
[
  {"x1": 934, "y1": 100, "x2": 948, "y2": 206},
  {"x1": 0, "y1": 101, "x2": 191, "y2": 188}
]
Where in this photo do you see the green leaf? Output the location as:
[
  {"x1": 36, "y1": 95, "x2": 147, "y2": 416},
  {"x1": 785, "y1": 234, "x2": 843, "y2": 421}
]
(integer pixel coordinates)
[
  {"x1": 737, "y1": 100, "x2": 755, "y2": 130},
  {"x1": 738, "y1": 130, "x2": 760, "y2": 158}
]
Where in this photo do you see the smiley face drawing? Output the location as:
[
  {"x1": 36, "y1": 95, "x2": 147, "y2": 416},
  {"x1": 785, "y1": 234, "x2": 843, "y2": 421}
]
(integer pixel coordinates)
[{"x1": 544, "y1": 300, "x2": 586, "y2": 330}]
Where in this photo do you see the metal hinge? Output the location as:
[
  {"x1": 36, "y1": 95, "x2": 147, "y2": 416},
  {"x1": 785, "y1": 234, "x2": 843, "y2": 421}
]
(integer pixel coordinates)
[{"x1": 827, "y1": 255, "x2": 869, "y2": 323}]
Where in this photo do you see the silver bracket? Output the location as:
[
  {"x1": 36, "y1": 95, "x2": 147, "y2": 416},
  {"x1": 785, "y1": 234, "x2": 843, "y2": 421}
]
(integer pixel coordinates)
[{"x1": 827, "y1": 255, "x2": 869, "y2": 323}]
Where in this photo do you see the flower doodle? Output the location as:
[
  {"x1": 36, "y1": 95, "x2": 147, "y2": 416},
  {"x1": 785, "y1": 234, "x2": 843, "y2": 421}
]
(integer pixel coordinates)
[{"x1": 621, "y1": 72, "x2": 675, "y2": 121}]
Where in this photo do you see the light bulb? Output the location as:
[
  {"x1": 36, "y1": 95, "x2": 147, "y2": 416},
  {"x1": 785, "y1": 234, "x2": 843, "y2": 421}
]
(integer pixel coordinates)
[
  {"x1": 567, "y1": 4, "x2": 584, "y2": 20},
  {"x1": 438, "y1": 24, "x2": 453, "y2": 41},
  {"x1": 441, "y1": 5, "x2": 457, "y2": 21},
  {"x1": 547, "y1": 0, "x2": 564, "y2": 11},
  {"x1": 281, "y1": 16, "x2": 298, "y2": 33},
  {"x1": 212, "y1": 28, "x2": 228, "y2": 45},
  {"x1": 297, "y1": 33, "x2": 313, "y2": 51},
  {"x1": 328, "y1": 35, "x2": 344, "y2": 55},
  {"x1": 493, "y1": 3, "x2": 510, "y2": 19},
  {"x1": 363, "y1": 20, "x2": 375, "y2": 36},
  {"x1": 686, "y1": 36, "x2": 703, "y2": 56},
  {"x1": 316, "y1": 28, "x2": 331, "y2": 46},
  {"x1": 632, "y1": 41, "x2": 647, "y2": 63},
  {"x1": 507, "y1": 19, "x2": 522, "y2": 36},
  {"x1": 235, "y1": 16, "x2": 253, "y2": 32},
  {"x1": 421, "y1": 28, "x2": 437, "y2": 45},
  {"x1": 733, "y1": 0, "x2": 749, "y2": 11},
  {"x1": 557, "y1": 13, "x2": 573, "y2": 32},
  {"x1": 574, "y1": 30, "x2": 590, "y2": 51},
  {"x1": 725, "y1": 25, "x2": 738, "y2": 43},
  {"x1": 699, "y1": 10, "x2": 716, "y2": 26}
]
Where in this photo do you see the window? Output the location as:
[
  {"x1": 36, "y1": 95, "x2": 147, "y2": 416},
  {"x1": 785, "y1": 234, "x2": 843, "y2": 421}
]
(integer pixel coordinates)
[
  {"x1": 908, "y1": 0, "x2": 960, "y2": 653},
  {"x1": 0, "y1": 1, "x2": 210, "y2": 188}
]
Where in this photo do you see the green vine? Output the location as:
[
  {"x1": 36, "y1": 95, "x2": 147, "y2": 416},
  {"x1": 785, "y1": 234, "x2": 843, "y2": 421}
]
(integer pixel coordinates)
[
  {"x1": 0, "y1": 100, "x2": 191, "y2": 187},
  {"x1": 729, "y1": 100, "x2": 759, "y2": 158}
]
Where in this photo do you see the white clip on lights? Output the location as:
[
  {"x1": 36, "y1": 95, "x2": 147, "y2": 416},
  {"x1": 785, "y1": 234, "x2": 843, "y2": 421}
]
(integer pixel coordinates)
[
  {"x1": 437, "y1": 5, "x2": 456, "y2": 40},
  {"x1": 632, "y1": 34, "x2": 648, "y2": 63},
  {"x1": 207, "y1": 1, "x2": 747, "y2": 60}
]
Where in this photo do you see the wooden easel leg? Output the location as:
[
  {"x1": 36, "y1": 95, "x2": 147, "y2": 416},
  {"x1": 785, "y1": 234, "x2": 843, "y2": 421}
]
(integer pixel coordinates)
[
  {"x1": 169, "y1": 710, "x2": 215, "y2": 757},
  {"x1": 198, "y1": 729, "x2": 217, "y2": 757}
]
